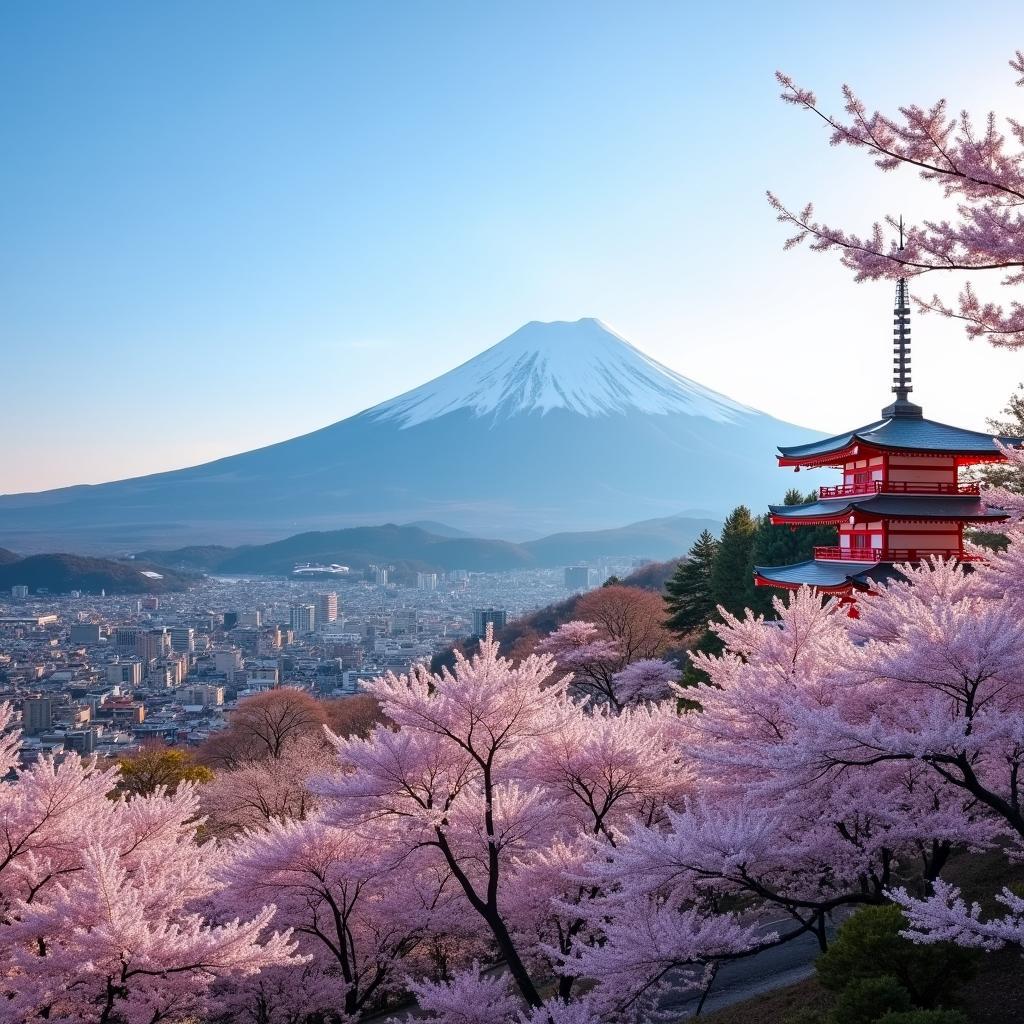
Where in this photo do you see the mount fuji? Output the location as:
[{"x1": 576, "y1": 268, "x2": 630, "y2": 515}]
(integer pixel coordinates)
[{"x1": 0, "y1": 319, "x2": 822, "y2": 552}]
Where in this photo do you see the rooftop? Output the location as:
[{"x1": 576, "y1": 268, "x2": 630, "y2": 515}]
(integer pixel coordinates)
[
  {"x1": 778, "y1": 416, "x2": 1022, "y2": 466},
  {"x1": 768, "y1": 494, "x2": 1008, "y2": 524}
]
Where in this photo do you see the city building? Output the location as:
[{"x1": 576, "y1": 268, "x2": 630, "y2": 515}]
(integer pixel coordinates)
[
  {"x1": 564, "y1": 566, "x2": 591, "y2": 591},
  {"x1": 22, "y1": 696, "x2": 55, "y2": 735},
  {"x1": 108, "y1": 661, "x2": 143, "y2": 686},
  {"x1": 316, "y1": 592, "x2": 338, "y2": 624},
  {"x1": 136, "y1": 628, "x2": 170, "y2": 663},
  {"x1": 69, "y1": 623, "x2": 101, "y2": 645},
  {"x1": 168, "y1": 626, "x2": 196, "y2": 653},
  {"x1": 755, "y1": 279, "x2": 1019, "y2": 600},
  {"x1": 11, "y1": 585, "x2": 29, "y2": 599},
  {"x1": 114, "y1": 627, "x2": 143, "y2": 653},
  {"x1": 416, "y1": 572, "x2": 439, "y2": 591},
  {"x1": 472, "y1": 607, "x2": 508, "y2": 636},
  {"x1": 214, "y1": 648, "x2": 243, "y2": 680},
  {"x1": 374, "y1": 567, "x2": 389, "y2": 586},
  {"x1": 238, "y1": 610, "x2": 262, "y2": 628},
  {"x1": 181, "y1": 684, "x2": 224, "y2": 707},
  {"x1": 289, "y1": 603, "x2": 316, "y2": 635}
]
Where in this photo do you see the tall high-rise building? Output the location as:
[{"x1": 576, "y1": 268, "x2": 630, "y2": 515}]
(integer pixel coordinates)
[
  {"x1": 472, "y1": 608, "x2": 508, "y2": 637},
  {"x1": 169, "y1": 626, "x2": 195, "y2": 653},
  {"x1": 223, "y1": 611, "x2": 239, "y2": 630},
  {"x1": 11, "y1": 585, "x2": 29, "y2": 599},
  {"x1": 416, "y1": 572, "x2": 439, "y2": 591},
  {"x1": 115, "y1": 627, "x2": 143, "y2": 653},
  {"x1": 289, "y1": 603, "x2": 316, "y2": 635},
  {"x1": 374, "y1": 567, "x2": 389, "y2": 586},
  {"x1": 136, "y1": 628, "x2": 170, "y2": 662},
  {"x1": 316, "y1": 592, "x2": 338, "y2": 624},
  {"x1": 564, "y1": 566, "x2": 591, "y2": 591},
  {"x1": 22, "y1": 697, "x2": 55, "y2": 735},
  {"x1": 238, "y1": 610, "x2": 262, "y2": 628}
]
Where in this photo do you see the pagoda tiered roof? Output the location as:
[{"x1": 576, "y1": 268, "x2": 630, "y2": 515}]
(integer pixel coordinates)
[
  {"x1": 777, "y1": 415, "x2": 1021, "y2": 467},
  {"x1": 768, "y1": 494, "x2": 1008, "y2": 526},
  {"x1": 753, "y1": 559, "x2": 905, "y2": 594}
]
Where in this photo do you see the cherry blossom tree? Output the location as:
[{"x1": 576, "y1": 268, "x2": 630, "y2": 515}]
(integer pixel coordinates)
[
  {"x1": 199, "y1": 689, "x2": 328, "y2": 770},
  {"x1": 0, "y1": 703, "x2": 300, "y2": 1024},
  {"x1": 769, "y1": 52, "x2": 1024, "y2": 346},
  {"x1": 217, "y1": 815, "x2": 443, "y2": 1020},
  {"x1": 536, "y1": 620, "x2": 624, "y2": 706},
  {"x1": 647, "y1": 480, "x2": 1024, "y2": 958},
  {"x1": 314, "y1": 631, "x2": 711, "y2": 1019},
  {"x1": 202, "y1": 734, "x2": 334, "y2": 837}
]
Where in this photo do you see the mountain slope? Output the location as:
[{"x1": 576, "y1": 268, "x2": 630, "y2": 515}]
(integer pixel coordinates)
[
  {"x1": 0, "y1": 554, "x2": 191, "y2": 594},
  {"x1": 522, "y1": 513, "x2": 721, "y2": 564},
  {"x1": 143, "y1": 525, "x2": 534, "y2": 575},
  {"x1": 0, "y1": 318, "x2": 820, "y2": 552},
  {"x1": 140, "y1": 514, "x2": 721, "y2": 575}
]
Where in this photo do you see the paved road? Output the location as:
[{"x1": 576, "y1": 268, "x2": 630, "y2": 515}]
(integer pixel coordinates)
[
  {"x1": 660, "y1": 919, "x2": 825, "y2": 1018},
  {"x1": 367, "y1": 915, "x2": 835, "y2": 1021}
]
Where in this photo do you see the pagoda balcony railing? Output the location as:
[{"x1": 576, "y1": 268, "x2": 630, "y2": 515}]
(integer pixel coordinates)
[
  {"x1": 818, "y1": 481, "x2": 981, "y2": 499},
  {"x1": 814, "y1": 545, "x2": 982, "y2": 563}
]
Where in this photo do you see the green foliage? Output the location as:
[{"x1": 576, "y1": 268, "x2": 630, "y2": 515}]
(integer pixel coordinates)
[
  {"x1": 829, "y1": 976, "x2": 911, "y2": 1024},
  {"x1": 783, "y1": 1010, "x2": 827, "y2": 1024},
  {"x1": 745, "y1": 489, "x2": 838, "y2": 618},
  {"x1": 710, "y1": 506, "x2": 757, "y2": 618},
  {"x1": 874, "y1": 1012, "x2": 967, "y2": 1024},
  {"x1": 663, "y1": 529, "x2": 719, "y2": 637},
  {"x1": 816, "y1": 906, "x2": 978, "y2": 1009},
  {"x1": 977, "y1": 382, "x2": 1024, "y2": 493},
  {"x1": 602, "y1": 575, "x2": 623, "y2": 587},
  {"x1": 116, "y1": 747, "x2": 214, "y2": 797}
]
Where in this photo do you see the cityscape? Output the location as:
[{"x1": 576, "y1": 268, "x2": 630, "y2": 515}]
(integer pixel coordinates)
[{"x1": 0, "y1": 559, "x2": 644, "y2": 766}]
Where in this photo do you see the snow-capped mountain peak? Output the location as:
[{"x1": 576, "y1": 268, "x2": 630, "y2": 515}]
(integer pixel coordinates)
[{"x1": 369, "y1": 318, "x2": 755, "y2": 427}]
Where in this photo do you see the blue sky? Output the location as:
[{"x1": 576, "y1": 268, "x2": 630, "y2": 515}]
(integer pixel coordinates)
[{"x1": 3, "y1": 1, "x2": 1023, "y2": 491}]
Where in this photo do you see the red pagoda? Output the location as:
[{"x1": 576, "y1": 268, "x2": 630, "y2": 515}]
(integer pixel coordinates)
[{"x1": 754, "y1": 278, "x2": 1019, "y2": 598}]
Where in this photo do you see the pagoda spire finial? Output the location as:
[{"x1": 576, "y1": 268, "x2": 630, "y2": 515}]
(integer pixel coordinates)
[{"x1": 882, "y1": 215, "x2": 923, "y2": 419}]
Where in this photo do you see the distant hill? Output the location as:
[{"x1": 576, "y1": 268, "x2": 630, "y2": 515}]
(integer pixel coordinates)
[
  {"x1": 133, "y1": 544, "x2": 238, "y2": 571},
  {"x1": 139, "y1": 516, "x2": 718, "y2": 576},
  {"x1": 0, "y1": 554, "x2": 192, "y2": 595},
  {"x1": 141, "y1": 525, "x2": 535, "y2": 575},
  {"x1": 403, "y1": 521, "x2": 472, "y2": 538},
  {"x1": 522, "y1": 514, "x2": 718, "y2": 564},
  {"x1": 0, "y1": 548, "x2": 20, "y2": 565}
]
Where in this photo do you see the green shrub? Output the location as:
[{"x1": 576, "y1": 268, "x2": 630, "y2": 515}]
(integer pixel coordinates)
[
  {"x1": 816, "y1": 905, "x2": 978, "y2": 1007},
  {"x1": 829, "y1": 975, "x2": 911, "y2": 1024},
  {"x1": 875, "y1": 1011, "x2": 967, "y2": 1024},
  {"x1": 783, "y1": 1010, "x2": 827, "y2": 1024}
]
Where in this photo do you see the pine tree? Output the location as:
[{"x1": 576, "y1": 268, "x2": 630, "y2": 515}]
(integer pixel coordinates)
[
  {"x1": 744, "y1": 490, "x2": 837, "y2": 617},
  {"x1": 978, "y1": 383, "x2": 1024, "y2": 493},
  {"x1": 663, "y1": 530, "x2": 719, "y2": 638},
  {"x1": 710, "y1": 506, "x2": 757, "y2": 619}
]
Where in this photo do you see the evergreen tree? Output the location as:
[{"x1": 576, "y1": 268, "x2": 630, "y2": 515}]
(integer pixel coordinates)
[
  {"x1": 977, "y1": 382, "x2": 1024, "y2": 493},
  {"x1": 745, "y1": 490, "x2": 837, "y2": 618},
  {"x1": 663, "y1": 530, "x2": 719, "y2": 638},
  {"x1": 710, "y1": 505, "x2": 757, "y2": 619}
]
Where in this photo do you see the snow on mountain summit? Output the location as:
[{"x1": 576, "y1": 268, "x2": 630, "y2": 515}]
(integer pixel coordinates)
[{"x1": 370, "y1": 318, "x2": 755, "y2": 427}]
